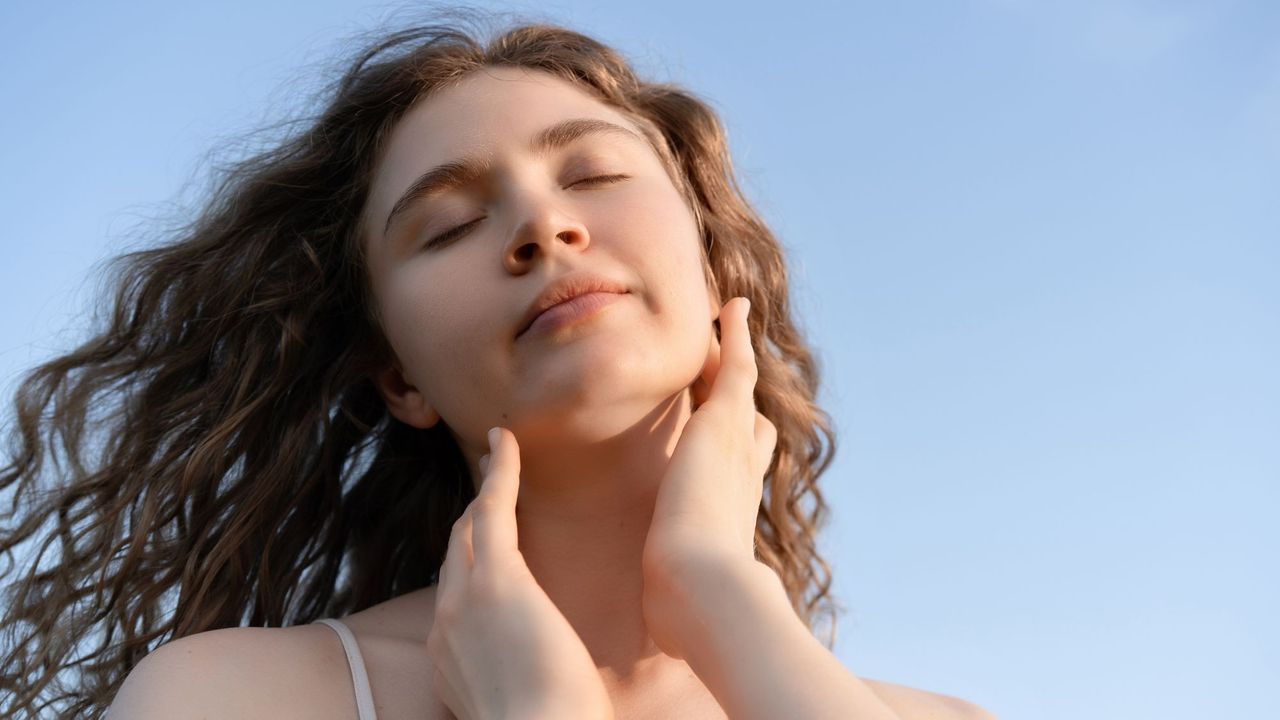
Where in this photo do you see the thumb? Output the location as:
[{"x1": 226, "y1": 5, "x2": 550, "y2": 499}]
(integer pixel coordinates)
[{"x1": 471, "y1": 426, "x2": 521, "y2": 565}]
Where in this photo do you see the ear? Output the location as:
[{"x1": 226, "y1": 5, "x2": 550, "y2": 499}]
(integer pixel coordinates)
[{"x1": 371, "y1": 361, "x2": 441, "y2": 429}]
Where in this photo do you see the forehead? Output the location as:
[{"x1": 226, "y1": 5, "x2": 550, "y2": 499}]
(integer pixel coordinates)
[
  {"x1": 405, "y1": 65, "x2": 628, "y2": 137},
  {"x1": 364, "y1": 65, "x2": 641, "y2": 239}
]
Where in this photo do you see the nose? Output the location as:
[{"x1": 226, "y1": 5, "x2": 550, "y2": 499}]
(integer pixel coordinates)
[{"x1": 501, "y1": 186, "x2": 590, "y2": 272}]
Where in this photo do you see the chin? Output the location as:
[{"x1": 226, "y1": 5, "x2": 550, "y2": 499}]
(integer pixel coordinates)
[{"x1": 509, "y1": 390, "x2": 687, "y2": 448}]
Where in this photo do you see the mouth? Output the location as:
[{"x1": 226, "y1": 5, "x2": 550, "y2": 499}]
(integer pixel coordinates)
[
  {"x1": 517, "y1": 291, "x2": 628, "y2": 339},
  {"x1": 516, "y1": 272, "x2": 631, "y2": 339}
]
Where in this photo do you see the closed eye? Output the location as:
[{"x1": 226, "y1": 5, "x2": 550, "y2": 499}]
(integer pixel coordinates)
[
  {"x1": 424, "y1": 217, "x2": 483, "y2": 248},
  {"x1": 568, "y1": 173, "x2": 631, "y2": 188},
  {"x1": 422, "y1": 174, "x2": 632, "y2": 249}
]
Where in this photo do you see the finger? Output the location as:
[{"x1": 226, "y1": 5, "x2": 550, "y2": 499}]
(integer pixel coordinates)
[
  {"x1": 471, "y1": 426, "x2": 521, "y2": 566},
  {"x1": 708, "y1": 297, "x2": 757, "y2": 415},
  {"x1": 752, "y1": 410, "x2": 778, "y2": 481},
  {"x1": 438, "y1": 507, "x2": 474, "y2": 598}
]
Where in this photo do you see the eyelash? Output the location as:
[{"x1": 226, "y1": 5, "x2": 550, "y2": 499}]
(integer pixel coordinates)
[{"x1": 423, "y1": 173, "x2": 631, "y2": 248}]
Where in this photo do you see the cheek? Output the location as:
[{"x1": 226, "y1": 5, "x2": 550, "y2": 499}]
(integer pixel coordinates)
[
  {"x1": 609, "y1": 182, "x2": 705, "y2": 281},
  {"x1": 378, "y1": 264, "x2": 494, "y2": 374},
  {"x1": 612, "y1": 195, "x2": 712, "y2": 364},
  {"x1": 641, "y1": 213, "x2": 709, "y2": 312}
]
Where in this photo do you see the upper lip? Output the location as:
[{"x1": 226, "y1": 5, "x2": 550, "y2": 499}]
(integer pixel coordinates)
[{"x1": 516, "y1": 272, "x2": 629, "y2": 338}]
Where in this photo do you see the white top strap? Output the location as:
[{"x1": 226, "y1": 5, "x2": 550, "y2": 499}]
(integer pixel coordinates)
[{"x1": 315, "y1": 618, "x2": 378, "y2": 720}]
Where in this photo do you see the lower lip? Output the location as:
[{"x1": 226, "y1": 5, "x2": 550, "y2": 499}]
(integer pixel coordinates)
[{"x1": 521, "y1": 292, "x2": 626, "y2": 338}]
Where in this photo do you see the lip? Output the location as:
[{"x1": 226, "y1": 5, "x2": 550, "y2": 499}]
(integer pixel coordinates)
[
  {"x1": 520, "y1": 292, "x2": 626, "y2": 338},
  {"x1": 516, "y1": 273, "x2": 629, "y2": 338}
]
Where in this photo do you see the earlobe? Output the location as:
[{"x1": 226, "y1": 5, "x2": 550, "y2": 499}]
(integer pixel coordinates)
[{"x1": 372, "y1": 362, "x2": 441, "y2": 429}]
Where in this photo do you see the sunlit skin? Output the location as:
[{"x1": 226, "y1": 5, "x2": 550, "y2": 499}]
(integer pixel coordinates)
[
  {"x1": 105, "y1": 63, "x2": 992, "y2": 720},
  {"x1": 362, "y1": 65, "x2": 729, "y2": 713}
]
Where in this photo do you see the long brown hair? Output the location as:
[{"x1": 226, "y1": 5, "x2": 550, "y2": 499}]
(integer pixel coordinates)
[{"x1": 0, "y1": 10, "x2": 839, "y2": 717}]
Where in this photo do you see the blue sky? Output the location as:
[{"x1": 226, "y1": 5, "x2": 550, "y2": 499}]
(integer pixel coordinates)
[{"x1": 1, "y1": 1, "x2": 1276, "y2": 717}]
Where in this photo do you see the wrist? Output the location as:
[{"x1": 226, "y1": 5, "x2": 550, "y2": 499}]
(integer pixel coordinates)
[
  {"x1": 670, "y1": 555, "x2": 787, "y2": 609},
  {"x1": 509, "y1": 703, "x2": 613, "y2": 720},
  {"x1": 665, "y1": 562, "x2": 842, "y2": 720},
  {"x1": 646, "y1": 546, "x2": 771, "y2": 593},
  {"x1": 512, "y1": 686, "x2": 614, "y2": 720},
  {"x1": 666, "y1": 558, "x2": 796, "y2": 657}
]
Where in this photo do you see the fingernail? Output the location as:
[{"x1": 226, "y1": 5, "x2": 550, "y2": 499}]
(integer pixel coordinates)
[{"x1": 487, "y1": 426, "x2": 500, "y2": 449}]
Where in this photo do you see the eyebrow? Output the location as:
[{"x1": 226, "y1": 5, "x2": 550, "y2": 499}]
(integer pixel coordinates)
[{"x1": 382, "y1": 117, "x2": 645, "y2": 239}]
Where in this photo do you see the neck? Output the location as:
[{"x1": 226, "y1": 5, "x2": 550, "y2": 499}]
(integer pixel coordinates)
[{"x1": 498, "y1": 388, "x2": 694, "y2": 688}]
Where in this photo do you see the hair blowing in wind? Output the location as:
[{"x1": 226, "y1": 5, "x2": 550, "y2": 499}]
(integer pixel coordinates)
[{"x1": 0, "y1": 12, "x2": 839, "y2": 717}]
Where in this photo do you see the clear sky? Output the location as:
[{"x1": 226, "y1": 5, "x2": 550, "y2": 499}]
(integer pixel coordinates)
[{"x1": 2, "y1": 1, "x2": 1276, "y2": 717}]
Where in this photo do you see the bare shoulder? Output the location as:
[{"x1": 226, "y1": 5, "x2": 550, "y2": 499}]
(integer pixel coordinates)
[
  {"x1": 107, "y1": 623, "x2": 356, "y2": 720},
  {"x1": 334, "y1": 586, "x2": 452, "y2": 718},
  {"x1": 861, "y1": 677, "x2": 999, "y2": 720}
]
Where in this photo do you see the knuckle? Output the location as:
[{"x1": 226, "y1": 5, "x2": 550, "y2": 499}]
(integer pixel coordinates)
[
  {"x1": 471, "y1": 496, "x2": 502, "y2": 516},
  {"x1": 433, "y1": 597, "x2": 460, "y2": 625},
  {"x1": 449, "y1": 511, "x2": 470, "y2": 536},
  {"x1": 469, "y1": 569, "x2": 501, "y2": 599},
  {"x1": 473, "y1": 558, "x2": 520, "y2": 594},
  {"x1": 425, "y1": 628, "x2": 447, "y2": 660}
]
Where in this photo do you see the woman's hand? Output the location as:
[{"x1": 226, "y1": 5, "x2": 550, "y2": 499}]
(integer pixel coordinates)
[
  {"x1": 428, "y1": 427, "x2": 614, "y2": 720},
  {"x1": 641, "y1": 297, "x2": 779, "y2": 660}
]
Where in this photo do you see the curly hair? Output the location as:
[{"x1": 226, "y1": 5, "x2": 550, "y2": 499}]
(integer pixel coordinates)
[{"x1": 0, "y1": 10, "x2": 839, "y2": 717}]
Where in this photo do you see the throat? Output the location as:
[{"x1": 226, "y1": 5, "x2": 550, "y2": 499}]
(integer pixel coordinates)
[{"x1": 601, "y1": 659, "x2": 726, "y2": 720}]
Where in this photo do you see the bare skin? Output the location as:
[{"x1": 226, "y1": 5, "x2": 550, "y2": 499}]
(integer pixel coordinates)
[
  {"x1": 333, "y1": 586, "x2": 725, "y2": 719},
  {"x1": 326, "y1": 586, "x2": 990, "y2": 720},
  {"x1": 357, "y1": 65, "x2": 737, "y2": 713},
  {"x1": 361, "y1": 65, "x2": 725, "y2": 706},
  {"x1": 109, "y1": 584, "x2": 988, "y2": 719},
  {"x1": 108, "y1": 66, "x2": 996, "y2": 719}
]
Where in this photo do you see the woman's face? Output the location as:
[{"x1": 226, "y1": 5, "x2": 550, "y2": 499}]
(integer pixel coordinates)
[{"x1": 361, "y1": 65, "x2": 718, "y2": 450}]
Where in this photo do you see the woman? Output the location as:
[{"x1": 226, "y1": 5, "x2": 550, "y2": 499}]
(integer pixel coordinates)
[{"x1": 1, "y1": 14, "x2": 994, "y2": 720}]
